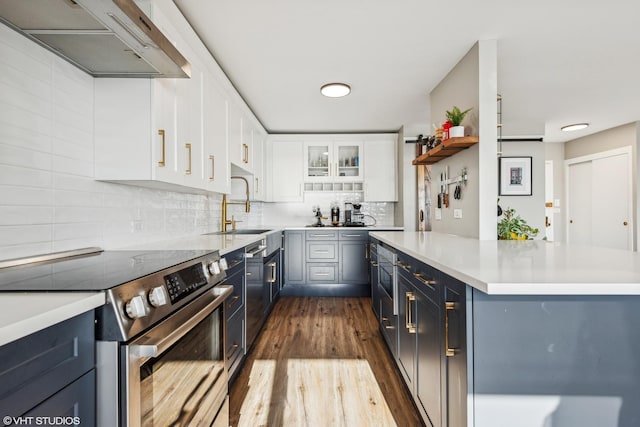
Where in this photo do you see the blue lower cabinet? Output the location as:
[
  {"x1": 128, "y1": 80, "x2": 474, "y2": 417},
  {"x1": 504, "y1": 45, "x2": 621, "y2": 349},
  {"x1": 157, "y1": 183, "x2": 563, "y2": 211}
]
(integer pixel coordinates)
[
  {"x1": 23, "y1": 370, "x2": 95, "y2": 426},
  {"x1": 0, "y1": 311, "x2": 95, "y2": 421}
]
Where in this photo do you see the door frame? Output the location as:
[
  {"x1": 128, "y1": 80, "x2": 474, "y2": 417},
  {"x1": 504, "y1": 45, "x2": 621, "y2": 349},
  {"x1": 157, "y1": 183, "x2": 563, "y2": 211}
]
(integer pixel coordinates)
[{"x1": 564, "y1": 146, "x2": 633, "y2": 250}]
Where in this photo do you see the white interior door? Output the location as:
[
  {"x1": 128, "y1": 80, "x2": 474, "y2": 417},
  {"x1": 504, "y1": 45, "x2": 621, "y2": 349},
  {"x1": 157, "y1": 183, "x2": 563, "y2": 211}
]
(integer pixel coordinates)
[
  {"x1": 567, "y1": 161, "x2": 593, "y2": 246},
  {"x1": 591, "y1": 154, "x2": 630, "y2": 250},
  {"x1": 566, "y1": 148, "x2": 632, "y2": 250}
]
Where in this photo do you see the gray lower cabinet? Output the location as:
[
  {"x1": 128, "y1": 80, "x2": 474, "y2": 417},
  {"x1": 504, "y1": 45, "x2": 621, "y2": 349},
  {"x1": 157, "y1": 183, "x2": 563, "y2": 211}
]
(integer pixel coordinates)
[
  {"x1": 283, "y1": 229, "x2": 371, "y2": 296},
  {"x1": 0, "y1": 311, "x2": 95, "y2": 424},
  {"x1": 369, "y1": 238, "x2": 380, "y2": 319},
  {"x1": 392, "y1": 251, "x2": 466, "y2": 427},
  {"x1": 284, "y1": 230, "x2": 305, "y2": 285}
]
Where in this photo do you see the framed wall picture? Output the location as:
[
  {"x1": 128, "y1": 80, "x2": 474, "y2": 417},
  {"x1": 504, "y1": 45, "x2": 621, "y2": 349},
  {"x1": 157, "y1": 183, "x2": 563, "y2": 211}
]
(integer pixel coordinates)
[{"x1": 499, "y1": 156, "x2": 532, "y2": 196}]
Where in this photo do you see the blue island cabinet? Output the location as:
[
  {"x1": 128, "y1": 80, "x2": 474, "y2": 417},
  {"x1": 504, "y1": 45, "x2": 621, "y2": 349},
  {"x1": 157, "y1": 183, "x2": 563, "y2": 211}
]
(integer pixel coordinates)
[
  {"x1": 0, "y1": 311, "x2": 95, "y2": 426},
  {"x1": 378, "y1": 245, "x2": 640, "y2": 427}
]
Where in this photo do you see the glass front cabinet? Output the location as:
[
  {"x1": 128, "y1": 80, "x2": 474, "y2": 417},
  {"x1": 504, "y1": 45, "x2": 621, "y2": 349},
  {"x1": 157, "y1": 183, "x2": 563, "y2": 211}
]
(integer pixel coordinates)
[{"x1": 304, "y1": 141, "x2": 363, "y2": 182}]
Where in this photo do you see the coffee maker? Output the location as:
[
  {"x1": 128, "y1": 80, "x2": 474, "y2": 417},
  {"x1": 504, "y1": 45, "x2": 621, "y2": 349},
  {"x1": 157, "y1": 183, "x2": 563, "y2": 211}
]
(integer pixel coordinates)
[
  {"x1": 330, "y1": 204, "x2": 340, "y2": 226},
  {"x1": 352, "y1": 203, "x2": 365, "y2": 225},
  {"x1": 344, "y1": 202, "x2": 353, "y2": 225}
]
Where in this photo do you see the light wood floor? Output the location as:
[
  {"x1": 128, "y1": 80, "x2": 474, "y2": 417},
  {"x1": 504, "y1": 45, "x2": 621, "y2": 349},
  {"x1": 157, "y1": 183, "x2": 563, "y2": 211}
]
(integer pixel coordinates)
[{"x1": 229, "y1": 297, "x2": 423, "y2": 427}]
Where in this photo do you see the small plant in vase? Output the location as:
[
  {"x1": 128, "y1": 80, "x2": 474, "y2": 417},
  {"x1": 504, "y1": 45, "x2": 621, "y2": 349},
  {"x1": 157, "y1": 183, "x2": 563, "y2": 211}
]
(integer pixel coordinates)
[
  {"x1": 445, "y1": 106, "x2": 472, "y2": 138},
  {"x1": 497, "y1": 206, "x2": 539, "y2": 240}
]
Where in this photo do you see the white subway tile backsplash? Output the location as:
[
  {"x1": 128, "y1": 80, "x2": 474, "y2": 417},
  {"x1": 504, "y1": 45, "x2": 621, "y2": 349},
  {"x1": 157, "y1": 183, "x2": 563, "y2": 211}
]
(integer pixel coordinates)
[
  {"x1": 0, "y1": 206, "x2": 53, "y2": 225},
  {"x1": 0, "y1": 144, "x2": 52, "y2": 170},
  {"x1": 51, "y1": 154, "x2": 94, "y2": 177},
  {"x1": 53, "y1": 222, "x2": 102, "y2": 241},
  {"x1": 0, "y1": 124, "x2": 52, "y2": 153},
  {"x1": 0, "y1": 61, "x2": 52, "y2": 100},
  {"x1": 54, "y1": 206, "x2": 105, "y2": 223},
  {"x1": 0, "y1": 165, "x2": 53, "y2": 188},
  {"x1": 0, "y1": 224, "x2": 52, "y2": 246},
  {"x1": 0, "y1": 186, "x2": 54, "y2": 206},
  {"x1": 0, "y1": 102, "x2": 53, "y2": 137},
  {"x1": 0, "y1": 80, "x2": 52, "y2": 118}
]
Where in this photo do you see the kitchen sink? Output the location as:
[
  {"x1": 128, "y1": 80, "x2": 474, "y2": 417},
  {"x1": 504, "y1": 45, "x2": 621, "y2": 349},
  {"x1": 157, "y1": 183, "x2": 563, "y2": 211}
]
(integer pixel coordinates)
[{"x1": 204, "y1": 229, "x2": 272, "y2": 235}]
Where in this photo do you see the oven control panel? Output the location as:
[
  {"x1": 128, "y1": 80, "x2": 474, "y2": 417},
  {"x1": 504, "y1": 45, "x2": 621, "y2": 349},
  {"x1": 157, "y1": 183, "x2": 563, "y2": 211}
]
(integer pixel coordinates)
[{"x1": 164, "y1": 263, "x2": 208, "y2": 304}]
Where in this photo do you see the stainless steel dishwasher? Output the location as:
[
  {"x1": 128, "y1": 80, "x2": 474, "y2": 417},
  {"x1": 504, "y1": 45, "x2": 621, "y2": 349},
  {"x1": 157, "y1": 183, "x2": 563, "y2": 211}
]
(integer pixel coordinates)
[{"x1": 244, "y1": 240, "x2": 267, "y2": 348}]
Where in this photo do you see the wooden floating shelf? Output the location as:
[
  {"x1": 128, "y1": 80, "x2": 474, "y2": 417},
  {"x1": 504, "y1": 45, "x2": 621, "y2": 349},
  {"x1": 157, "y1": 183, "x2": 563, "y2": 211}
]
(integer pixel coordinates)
[{"x1": 412, "y1": 136, "x2": 479, "y2": 165}]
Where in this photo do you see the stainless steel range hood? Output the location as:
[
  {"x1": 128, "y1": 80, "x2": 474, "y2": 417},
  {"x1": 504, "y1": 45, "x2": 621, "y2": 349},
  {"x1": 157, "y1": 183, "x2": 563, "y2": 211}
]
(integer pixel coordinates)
[{"x1": 0, "y1": 0, "x2": 190, "y2": 78}]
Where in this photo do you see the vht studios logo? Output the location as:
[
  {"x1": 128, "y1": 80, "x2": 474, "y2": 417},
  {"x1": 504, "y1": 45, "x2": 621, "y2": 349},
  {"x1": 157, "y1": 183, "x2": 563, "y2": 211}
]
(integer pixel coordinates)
[{"x1": 3, "y1": 416, "x2": 81, "y2": 426}]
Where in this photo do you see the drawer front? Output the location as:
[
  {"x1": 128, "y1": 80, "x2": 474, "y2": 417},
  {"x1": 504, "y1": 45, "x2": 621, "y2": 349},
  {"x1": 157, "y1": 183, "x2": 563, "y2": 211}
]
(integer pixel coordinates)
[
  {"x1": 379, "y1": 290, "x2": 398, "y2": 358},
  {"x1": 223, "y1": 248, "x2": 245, "y2": 277},
  {"x1": 338, "y1": 230, "x2": 369, "y2": 241},
  {"x1": 24, "y1": 370, "x2": 95, "y2": 424},
  {"x1": 226, "y1": 308, "x2": 245, "y2": 377},
  {"x1": 0, "y1": 311, "x2": 94, "y2": 418},
  {"x1": 306, "y1": 230, "x2": 339, "y2": 240},
  {"x1": 398, "y1": 251, "x2": 439, "y2": 302},
  {"x1": 306, "y1": 263, "x2": 338, "y2": 283},
  {"x1": 306, "y1": 242, "x2": 338, "y2": 262},
  {"x1": 225, "y1": 270, "x2": 245, "y2": 320}
]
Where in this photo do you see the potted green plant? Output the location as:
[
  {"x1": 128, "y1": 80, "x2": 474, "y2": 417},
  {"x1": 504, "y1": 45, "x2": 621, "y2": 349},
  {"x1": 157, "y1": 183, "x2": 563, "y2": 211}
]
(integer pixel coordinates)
[
  {"x1": 445, "y1": 106, "x2": 472, "y2": 137},
  {"x1": 497, "y1": 207, "x2": 539, "y2": 240}
]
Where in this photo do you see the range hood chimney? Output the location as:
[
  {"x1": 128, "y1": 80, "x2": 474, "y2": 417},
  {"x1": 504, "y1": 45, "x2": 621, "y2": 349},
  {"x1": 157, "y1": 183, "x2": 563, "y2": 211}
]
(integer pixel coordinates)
[{"x1": 0, "y1": 0, "x2": 190, "y2": 78}]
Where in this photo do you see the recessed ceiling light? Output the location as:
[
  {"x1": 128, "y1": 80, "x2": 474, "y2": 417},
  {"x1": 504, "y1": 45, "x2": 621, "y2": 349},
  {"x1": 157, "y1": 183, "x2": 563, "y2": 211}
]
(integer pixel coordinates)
[
  {"x1": 320, "y1": 83, "x2": 351, "y2": 98},
  {"x1": 561, "y1": 123, "x2": 589, "y2": 132}
]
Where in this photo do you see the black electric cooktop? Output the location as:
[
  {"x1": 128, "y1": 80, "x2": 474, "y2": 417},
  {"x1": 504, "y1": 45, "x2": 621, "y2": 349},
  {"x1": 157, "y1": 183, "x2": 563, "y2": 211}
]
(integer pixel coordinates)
[{"x1": 0, "y1": 249, "x2": 213, "y2": 292}]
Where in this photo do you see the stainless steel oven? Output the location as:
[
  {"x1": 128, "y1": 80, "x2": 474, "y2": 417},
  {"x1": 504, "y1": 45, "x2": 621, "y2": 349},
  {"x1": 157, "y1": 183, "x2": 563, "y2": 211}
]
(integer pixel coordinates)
[
  {"x1": 0, "y1": 247, "x2": 232, "y2": 427},
  {"x1": 377, "y1": 243, "x2": 398, "y2": 314},
  {"x1": 95, "y1": 251, "x2": 232, "y2": 427},
  {"x1": 126, "y1": 286, "x2": 229, "y2": 426}
]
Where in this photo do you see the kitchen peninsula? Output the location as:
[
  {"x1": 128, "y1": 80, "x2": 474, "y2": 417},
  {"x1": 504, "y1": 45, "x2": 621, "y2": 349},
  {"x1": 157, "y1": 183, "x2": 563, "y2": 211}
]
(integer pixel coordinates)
[{"x1": 370, "y1": 231, "x2": 640, "y2": 427}]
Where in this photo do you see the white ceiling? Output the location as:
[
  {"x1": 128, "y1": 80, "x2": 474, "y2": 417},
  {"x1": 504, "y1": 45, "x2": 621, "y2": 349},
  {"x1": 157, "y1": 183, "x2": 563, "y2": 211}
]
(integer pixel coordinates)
[{"x1": 173, "y1": 0, "x2": 640, "y2": 143}]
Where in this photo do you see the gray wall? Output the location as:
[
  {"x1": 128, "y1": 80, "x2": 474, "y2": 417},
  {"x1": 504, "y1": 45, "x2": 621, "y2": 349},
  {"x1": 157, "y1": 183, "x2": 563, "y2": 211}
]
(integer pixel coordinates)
[
  {"x1": 430, "y1": 44, "x2": 481, "y2": 238},
  {"x1": 396, "y1": 127, "x2": 418, "y2": 230},
  {"x1": 429, "y1": 41, "x2": 498, "y2": 239},
  {"x1": 499, "y1": 141, "x2": 546, "y2": 238}
]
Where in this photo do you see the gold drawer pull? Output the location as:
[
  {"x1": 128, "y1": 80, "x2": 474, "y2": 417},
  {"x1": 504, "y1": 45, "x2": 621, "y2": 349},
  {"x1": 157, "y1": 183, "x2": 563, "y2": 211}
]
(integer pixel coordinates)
[
  {"x1": 185, "y1": 143, "x2": 192, "y2": 175},
  {"x1": 406, "y1": 292, "x2": 416, "y2": 334},
  {"x1": 445, "y1": 302, "x2": 459, "y2": 357},
  {"x1": 157, "y1": 129, "x2": 165, "y2": 167},
  {"x1": 413, "y1": 272, "x2": 436, "y2": 287},
  {"x1": 209, "y1": 155, "x2": 215, "y2": 181}
]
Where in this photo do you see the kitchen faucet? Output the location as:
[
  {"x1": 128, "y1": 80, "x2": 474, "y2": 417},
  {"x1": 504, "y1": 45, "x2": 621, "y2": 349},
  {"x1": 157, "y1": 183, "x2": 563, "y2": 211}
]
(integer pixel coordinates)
[{"x1": 221, "y1": 176, "x2": 251, "y2": 232}]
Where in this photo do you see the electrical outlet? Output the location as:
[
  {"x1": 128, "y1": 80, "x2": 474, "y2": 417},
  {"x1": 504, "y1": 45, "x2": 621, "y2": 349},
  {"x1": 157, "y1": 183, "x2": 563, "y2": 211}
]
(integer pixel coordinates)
[
  {"x1": 454, "y1": 209, "x2": 463, "y2": 219},
  {"x1": 435, "y1": 208, "x2": 442, "y2": 220}
]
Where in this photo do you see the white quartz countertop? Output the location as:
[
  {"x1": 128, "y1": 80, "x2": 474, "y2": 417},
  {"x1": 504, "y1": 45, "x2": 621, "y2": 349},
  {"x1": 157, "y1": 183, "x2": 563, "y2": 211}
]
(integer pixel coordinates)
[
  {"x1": 0, "y1": 292, "x2": 105, "y2": 347},
  {"x1": 121, "y1": 226, "x2": 403, "y2": 253},
  {"x1": 370, "y1": 231, "x2": 640, "y2": 295}
]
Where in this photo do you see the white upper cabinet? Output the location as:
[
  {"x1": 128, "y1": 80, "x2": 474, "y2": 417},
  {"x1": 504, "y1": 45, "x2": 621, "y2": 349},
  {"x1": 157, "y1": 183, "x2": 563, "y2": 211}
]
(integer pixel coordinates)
[
  {"x1": 364, "y1": 137, "x2": 398, "y2": 202},
  {"x1": 201, "y1": 61, "x2": 230, "y2": 194},
  {"x1": 304, "y1": 140, "x2": 363, "y2": 182},
  {"x1": 266, "y1": 138, "x2": 305, "y2": 202}
]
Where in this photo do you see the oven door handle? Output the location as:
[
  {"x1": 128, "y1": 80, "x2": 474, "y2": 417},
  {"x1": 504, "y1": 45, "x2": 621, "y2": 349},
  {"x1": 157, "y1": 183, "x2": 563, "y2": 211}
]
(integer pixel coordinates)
[{"x1": 131, "y1": 285, "x2": 233, "y2": 359}]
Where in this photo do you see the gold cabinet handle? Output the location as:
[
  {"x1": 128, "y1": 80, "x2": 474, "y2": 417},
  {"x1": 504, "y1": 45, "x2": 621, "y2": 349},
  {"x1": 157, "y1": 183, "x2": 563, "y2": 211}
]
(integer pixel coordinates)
[
  {"x1": 445, "y1": 302, "x2": 459, "y2": 357},
  {"x1": 267, "y1": 261, "x2": 277, "y2": 283},
  {"x1": 255, "y1": 177, "x2": 259, "y2": 193},
  {"x1": 228, "y1": 295, "x2": 240, "y2": 309},
  {"x1": 185, "y1": 143, "x2": 192, "y2": 175},
  {"x1": 157, "y1": 129, "x2": 166, "y2": 167},
  {"x1": 381, "y1": 316, "x2": 394, "y2": 330},
  {"x1": 242, "y1": 143, "x2": 249, "y2": 163},
  {"x1": 413, "y1": 272, "x2": 436, "y2": 287},
  {"x1": 406, "y1": 292, "x2": 416, "y2": 334},
  {"x1": 370, "y1": 261, "x2": 379, "y2": 266},
  {"x1": 228, "y1": 343, "x2": 240, "y2": 359},
  {"x1": 209, "y1": 155, "x2": 215, "y2": 181},
  {"x1": 397, "y1": 260, "x2": 411, "y2": 271}
]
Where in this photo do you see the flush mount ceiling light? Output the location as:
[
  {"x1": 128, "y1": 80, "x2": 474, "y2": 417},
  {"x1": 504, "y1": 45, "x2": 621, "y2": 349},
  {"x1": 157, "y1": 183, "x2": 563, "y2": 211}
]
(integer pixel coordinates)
[
  {"x1": 320, "y1": 83, "x2": 351, "y2": 98},
  {"x1": 561, "y1": 123, "x2": 589, "y2": 132}
]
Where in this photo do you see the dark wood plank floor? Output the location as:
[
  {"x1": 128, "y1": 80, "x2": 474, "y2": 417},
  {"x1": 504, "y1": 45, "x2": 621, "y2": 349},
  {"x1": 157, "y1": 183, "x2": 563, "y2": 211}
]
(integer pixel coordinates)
[{"x1": 229, "y1": 297, "x2": 423, "y2": 426}]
